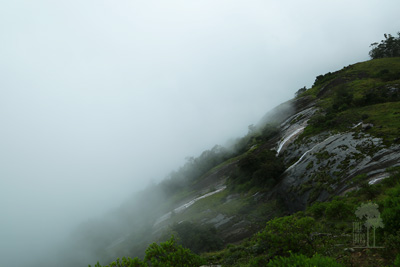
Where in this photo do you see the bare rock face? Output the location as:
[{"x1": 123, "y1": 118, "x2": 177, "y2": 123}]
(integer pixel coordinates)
[{"x1": 274, "y1": 111, "x2": 400, "y2": 212}]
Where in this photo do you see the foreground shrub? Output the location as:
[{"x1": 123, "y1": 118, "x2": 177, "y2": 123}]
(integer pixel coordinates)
[
  {"x1": 169, "y1": 221, "x2": 223, "y2": 254},
  {"x1": 256, "y1": 215, "x2": 318, "y2": 257},
  {"x1": 90, "y1": 237, "x2": 206, "y2": 267},
  {"x1": 266, "y1": 253, "x2": 344, "y2": 267},
  {"x1": 144, "y1": 237, "x2": 206, "y2": 266},
  {"x1": 382, "y1": 184, "x2": 400, "y2": 235}
]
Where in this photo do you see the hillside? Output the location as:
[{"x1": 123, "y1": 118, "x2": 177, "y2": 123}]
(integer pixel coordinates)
[{"x1": 51, "y1": 57, "x2": 400, "y2": 267}]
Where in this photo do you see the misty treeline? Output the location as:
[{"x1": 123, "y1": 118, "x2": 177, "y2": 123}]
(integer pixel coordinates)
[
  {"x1": 159, "y1": 122, "x2": 281, "y2": 196},
  {"x1": 369, "y1": 32, "x2": 400, "y2": 59}
]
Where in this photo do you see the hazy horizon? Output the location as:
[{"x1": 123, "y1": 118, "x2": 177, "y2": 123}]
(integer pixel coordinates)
[{"x1": 1, "y1": 0, "x2": 399, "y2": 266}]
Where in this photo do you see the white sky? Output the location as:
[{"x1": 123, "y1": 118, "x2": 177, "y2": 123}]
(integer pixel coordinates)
[{"x1": 0, "y1": 0, "x2": 399, "y2": 266}]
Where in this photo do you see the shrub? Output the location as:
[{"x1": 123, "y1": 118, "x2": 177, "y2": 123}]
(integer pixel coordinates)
[
  {"x1": 234, "y1": 150, "x2": 285, "y2": 188},
  {"x1": 325, "y1": 199, "x2": 354, "y2": 220},
  {"x1": 144, "y1": 237, "x2": 206, "y2": 267},
  {"x1": 382, "y1": 184, "x2": 400, "y2": 235},
  {"x1": 267, "y1": 253, "x2": 344, "y2": 267},
  {"x1": 394, "y1": 253, "x2": 400, "y2": 267},
  {"x1": 89, "y1": 257, "x2": 146, "y2": 267},
  {"x1": 90, "y1": 237, "x2": 206, "y2": 267},
  {"x1": 169, "y1": 221, "x2": 223, "y2": 253},
  {"x1": 256, "y1": 215, "x2": 318, "y2": 257},
  {"x1": 307, "y1": 201, "x2": 328, "y2": 219}
]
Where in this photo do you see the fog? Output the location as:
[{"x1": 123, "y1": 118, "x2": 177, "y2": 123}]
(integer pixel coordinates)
[{"x1": 0, "y1": 0, "x2": 399, "y2": 266}]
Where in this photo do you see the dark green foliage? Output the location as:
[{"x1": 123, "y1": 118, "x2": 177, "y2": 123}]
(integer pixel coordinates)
[
  {"x1": 332, "y1": 86, "x2": 354, "y2": 112},
  {"x1": 247, "y1": 255, "x2": 269, "y2": 266},
  {"x1": 169, "y1": 221, "x2": 223, "y2": 254},
  {"x1": 373, "y1": 68, "x2": 400, "y2": 82},
  {"x1": 383, "y1": 230, "x2": 400, "y2": 262},
  {"x1": 267, "y1": 253, "x2": 344, "y2": 267},
  {"x1": 381, "y1": 183, "x2": 400, "y2": 234},
  {"x1": 144, "y1": 237, "x2": 206, "y2": 267},
  {"x1": 394, "y1": 253, "x2": 400, "y2": 266},
  {"x1": 314, "y1": 71, "x2": 338, "y2": 87},
  {"x1": 369, "y1": 33, "x2": 400, "y2": 59},
  {"x1": 222, "y1": 245, "x2": 252, "y2": 266},
  {"x1": 256, "y1": 215, "x2": 318, "y2": 257},
  {"x1": 89, "y1": 256, "x2": 146, "y2": 267},
  {"x1": 307, "y1": 201, "x2": 328, "y2": 219},
  {"x1": 325, "y1": 199, "x2": 354, "y2": 220},
  {"x1": 234, "y1": 150, "x2": 285, "y2": 188},
  {"x1": 90, "y1": 237, "x2": 206, "y2": 267},
  {"x1": 358, "y1": 182, "x2": 381, "y2": 200},
  {"x1": 368, "y1": 86, "x2": 399, "y2": 105}
]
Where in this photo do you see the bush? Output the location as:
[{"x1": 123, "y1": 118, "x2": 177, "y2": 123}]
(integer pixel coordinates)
[
  {"x1": 256, "y1": 215, "x2": 318, "y2": 257},
  {"x1": 307, "y1": 201, "x2": 328, "y2": 219},
  {"x1": 90, "y1": 257, "x2": 146, "y2": 267},
  {"x1": 144, "y1": 237, "x2": 206, "y2": 267},
  {"x1": 235, "y1": 150, "x2": 285, "y2": 188},
  {"x1": 169, "y1": 221, "x2": 223, "y2": 254},
  {"x1": 90, "y1": 237, "x2": 206, "y2": 267},
  {"x1": 394, "y1": 253, "x2": 400, "y2": 267},
  {"x1": 382, "y1": 184, "x2": 400, "y2": 235},
  {"x1": 332, "y1": 86, "x2": 354, "y2": 112},
  {"x1": 325, "y1": 199, "x2": 354, "y2": 220},
  {"x1": 267, "y1": 253, "x2": 344, "y2": 267}
]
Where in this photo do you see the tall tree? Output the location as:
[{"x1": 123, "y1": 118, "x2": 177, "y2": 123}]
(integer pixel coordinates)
[{"x1": 369, "y1": 32, "x2": 400, "y2": 59}]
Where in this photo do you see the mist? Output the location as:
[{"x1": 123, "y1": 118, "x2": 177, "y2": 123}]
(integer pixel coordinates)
[{"x1": 0, "y1": 0, "x2": 399, "y2": 266}]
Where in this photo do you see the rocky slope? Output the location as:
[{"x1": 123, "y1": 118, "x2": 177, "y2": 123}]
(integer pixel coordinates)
[{"x1": 150, "y1": 57, "x2": 400, "y2": 246}]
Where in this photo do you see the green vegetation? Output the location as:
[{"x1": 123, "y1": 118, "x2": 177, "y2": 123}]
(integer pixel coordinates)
[
  {"x1": 201, "y1": 168, "x2": 400, "y2": 266},
  {"x1": 381, "y1": 185, "x2": 400, "y2": 234},
  {"x1": 161, "y1": 221, "x2": 223, "y2": 254},
  {"x1": 89, "y1": 237, "x2": 206, "y2": 267},
  {"x1": 369, "y1": 32, "x2": 400, "y2": 59},
  {"x1": 231, "y1": 149, "x2": 285, "y2": 190},
  {"x1": 267, "y1": 253, "x2": 344, "y2": 267},
  {"x1": 299, "y1": 57, "x2": 400, "y2": 142},
  {"x1": 256, "y1": 215, "x2": 318, "y2": 257}
]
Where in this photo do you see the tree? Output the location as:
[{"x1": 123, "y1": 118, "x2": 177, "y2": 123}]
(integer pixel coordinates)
[{"x1": 369, "y1": 32, "x2": 400, "y2": 59}]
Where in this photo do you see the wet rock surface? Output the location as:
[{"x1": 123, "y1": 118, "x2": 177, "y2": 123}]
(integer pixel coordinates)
[{"x1": 277, "y1": 128, "x2": 400, "y2": 211}]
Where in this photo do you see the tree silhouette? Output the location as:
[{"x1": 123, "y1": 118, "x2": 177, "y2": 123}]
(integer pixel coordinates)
[
  {"x1": 355, "y1": 202, "x2": 384, "y2": 247},
  {"x1": 369, "y1": 32, "x2": 400, "y2": 59}
]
